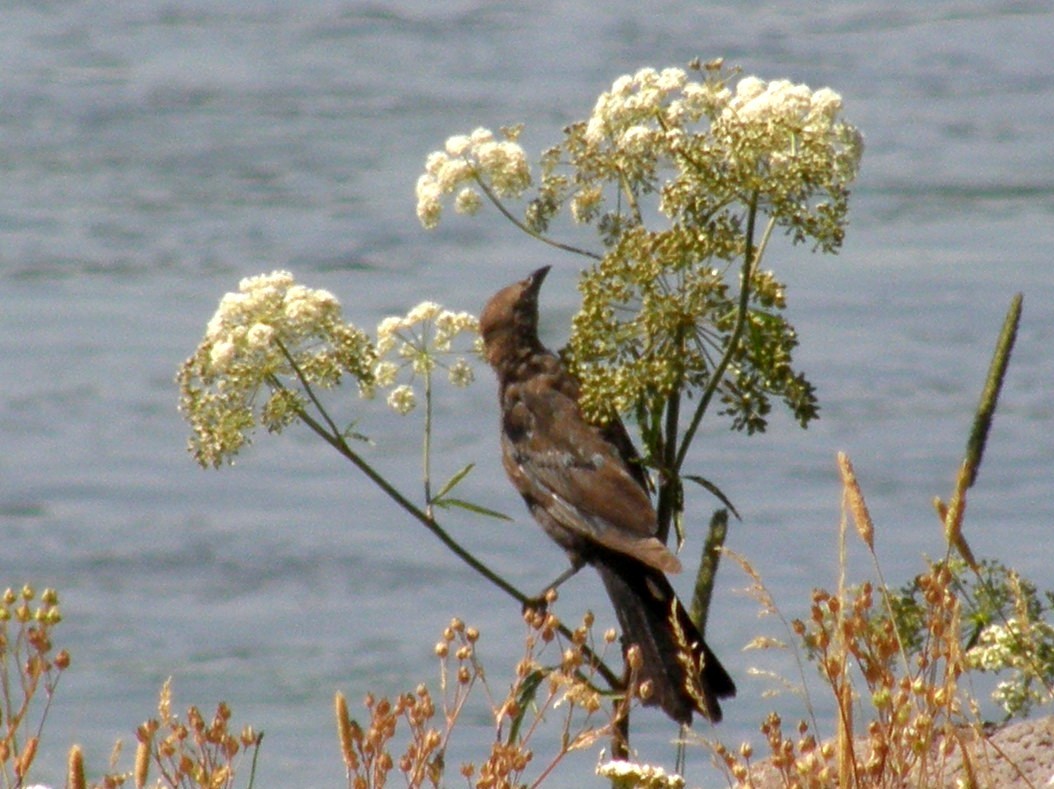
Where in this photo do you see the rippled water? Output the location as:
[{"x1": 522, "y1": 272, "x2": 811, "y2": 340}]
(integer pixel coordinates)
[{"x1": 2, "y1": 2, "x2": 1053, "y2": 785}]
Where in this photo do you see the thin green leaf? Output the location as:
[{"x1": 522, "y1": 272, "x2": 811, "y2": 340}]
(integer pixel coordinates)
[
  {"x1": 433, "y1": 498, "x2": 514, "y2": 521},
  {"x1": 341, "y1": 421, "x2": 374, "y2": 445},
  {"x1": 508, "y1": 669, "x2": 548, "y2": 743},
  {"x1": 433, "y1": 463, "x2": 476, "y2": 501},
  {"x1": 683, "y1": 474, "x2": 741, "y2": 521}
]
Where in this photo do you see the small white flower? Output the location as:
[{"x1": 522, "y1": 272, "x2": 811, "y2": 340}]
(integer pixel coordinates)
[
  {"x1": 596, "y1": 758, "x2": 685, "y2": 789},
  {"x1": 657, "y1": 67, "x2": 686, "y2": 92},
  {"x1": 618, "y1": 124, "x2": 653, "y2": 153},
  {"x1": 436, "y1": 157, "x2": 473, "y2": 192},
  {"x1": 810, "y1": 86, "x2": 842, "y2": 118},
  {"x1": 424, "y1": 150, "x2": 449, "y2": 176},
  {"x1": 209, "y1": 339, "x2": 237, "y2": 372},
  {"x1": 387, "y1": 384, "x2": 416, "y2": 414},
  {"x1": 245, "y1": 322, "x2": 274, "y2": 349},
  {"x1": 373, "y1": 360, "x2": 399, "y2": 387},
  {"x1": 407, "y1": 301, "x2": 442, "y2": 324},
  {"x1": 611, "y1": 74, "x2": 633, "y2": 95},
  {"x1": 632, "y1": 66, "x2": 658, "y2": 86},
  {"x1": 448, "y1": 358, "x2": 474, "y2": 387},
  {"x1": 734, "y1": 75, "x2": 766, "y2": 103},
  {"x1": 474, "y1": 140, "x2": 530, "y2": 196},
  {"x1": 454, "y1": 187, "x2": 482, "y2": 215},
  {"x1": 445, "y1": 134, "x2": 472, "y2": 156}
]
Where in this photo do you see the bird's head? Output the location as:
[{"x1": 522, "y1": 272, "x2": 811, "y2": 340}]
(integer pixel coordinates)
[{"x1": 480, "y1": 266, "x2": 550, "y2": 371}]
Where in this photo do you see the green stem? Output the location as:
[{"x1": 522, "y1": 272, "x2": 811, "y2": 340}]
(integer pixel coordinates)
[
  {"x1": 472, "y1": 173, "x2": 602, "y2": 261},
  {"x1": 616, "y1": 167, "x2": 645, "y2": 227},
  {"x1": 423, "y1": 364, "x2": 434, "y2": 516},
  {"x1": 655, "y1": 372, "x2": 682, "y2": 546},
  {"x1": 674, "y1": 194, "x2": 774, "y2": 473}
]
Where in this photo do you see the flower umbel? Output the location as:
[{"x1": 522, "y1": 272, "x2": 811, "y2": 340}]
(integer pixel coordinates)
[
  {"x1": 563, "y1": 64, "x2": 859, "y2": 426},
  {"x1": 371, "y1": 302, "x2": 480, "y2": 413},
  {"x1": 415, "y1": 126, "x2": 531, "y2": 228},
  {"x1": 967, "y1": 616, "x2": 1054, "y2": 717},
  {"x1": 596, "y1": 758, "x2": 686, "y2": 789},
  {"x1": 418, "y1": 61, "x2": 860, "y2": 433},
  {"x1": 177, "y1": 270, "x2": 376, "y2": 467}
]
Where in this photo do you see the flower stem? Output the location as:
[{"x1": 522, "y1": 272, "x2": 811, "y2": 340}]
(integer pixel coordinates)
[
  {"x1": 423, "y1": 364, "x2": 434, "y2": 516},
  {"x1": 268, "y1": 346, "x2": 622, "y2": 690},
  {"x1": 472, "y1": 172, "x2": 602, "y2": 261},
  {"x1": 655, "y1": 364, "x2": 683, "y2": 546},
  {"x1": 674, "y1": 193, "x2": 774, "y2": 473}
]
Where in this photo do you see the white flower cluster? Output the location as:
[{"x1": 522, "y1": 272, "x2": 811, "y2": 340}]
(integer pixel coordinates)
[
  {"x1": 371, "y1": 301, "x2": 480, "y2": 414},
  {"x1": 204, "y1": 270, "x2": 342, "y2": 375},
  {"x1": 415, "y1": 127, "x2": 531, "y2": 228},
  {"x1": 178, "y1": 270, "x2": 375, "y2": 467},
  {"x1": 966, "y1": 617, "x2": 1054, "y2": 715},
  {"x1": 571, "y1": 63, "x2": 863, "y2": 253},
  {"x1": 584, "y1": 66, "x2": 725, "y2": 144},
  {"x1": 724, "y1": 76, "x2": 842, "y2": 126},
  {"x1": 583, "y1": 65, "x2": 850, "y2": 149},
  {"x1": 595, "y1": 759, "x2": 685, "y2": 789}
]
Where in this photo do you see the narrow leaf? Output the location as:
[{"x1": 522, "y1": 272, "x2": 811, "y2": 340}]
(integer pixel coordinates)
[
  {"x1": 433, "y1": 463, "x2": 476, "y2": 501},
  {"x1": 684, "y1": 474, "x2": 741, "y2": 521},
  {"x1": 433, "y1": 498, "x2": 513, "y2": 521},
  {"x1": 508, "y1": 670, "x2": 547, "y2": 743}
]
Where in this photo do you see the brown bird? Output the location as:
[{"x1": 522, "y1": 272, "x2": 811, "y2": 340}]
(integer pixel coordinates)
[{"x1": 480, "y1": 265, "x2": 736, "y2": 724}]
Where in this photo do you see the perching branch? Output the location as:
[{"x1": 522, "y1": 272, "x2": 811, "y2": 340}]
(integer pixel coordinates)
[{"x1": 268, "y1": 346, "x2": 623, "y2": 691}]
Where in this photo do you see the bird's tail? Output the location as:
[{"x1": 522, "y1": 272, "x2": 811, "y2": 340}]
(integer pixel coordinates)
[{"x1": 593, "y1": 551, "x2": 736, "y2": 724}]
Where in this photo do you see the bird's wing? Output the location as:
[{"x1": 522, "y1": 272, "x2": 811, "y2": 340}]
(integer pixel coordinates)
[{"x1": 501, "y1": 377, "x2": 681, "y2": 574}]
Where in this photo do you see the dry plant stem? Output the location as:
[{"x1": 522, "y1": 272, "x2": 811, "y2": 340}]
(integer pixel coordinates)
[
  {"x1": 839, "y1": 452, "x2": 912, "y2": 676},
  {"x1": 834, "y1": 495, "x2": 857, "y2": 787},
  {"x1": 723, "y1": 548, "x2": 821, "y2": 732},
  {"x1": 266, "y1": 352, "x2": 623, "y2": 692},
  {"x1": 245, "y1": 733, "x2": 263, "y2": 789}
]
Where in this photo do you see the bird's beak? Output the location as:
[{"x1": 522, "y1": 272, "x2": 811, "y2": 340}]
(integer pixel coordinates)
[{"x1": 527, "y1": 265, "x2": 551, "y2": 295}]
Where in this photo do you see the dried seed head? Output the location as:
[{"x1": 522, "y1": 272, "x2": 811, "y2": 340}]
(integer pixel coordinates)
[
  {"x1": 626, "y1": 644, "x2": 643, "y2": 671},
  {"x1": 67, "y1": 745, "x2": 86, "y2": 789},
  {"x1": 134, "y1": 739, "x2": 150, "y2": 789}
]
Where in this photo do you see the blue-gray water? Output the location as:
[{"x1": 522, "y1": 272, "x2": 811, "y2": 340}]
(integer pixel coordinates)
[{"x1": 2, "y1": 2, "x2": 1053, "y2": 786}]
